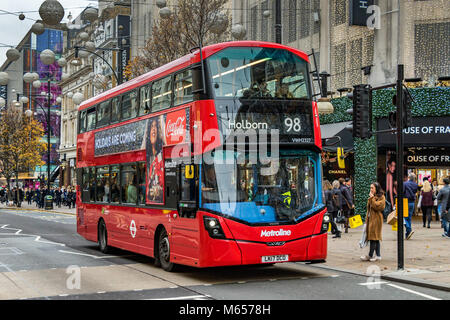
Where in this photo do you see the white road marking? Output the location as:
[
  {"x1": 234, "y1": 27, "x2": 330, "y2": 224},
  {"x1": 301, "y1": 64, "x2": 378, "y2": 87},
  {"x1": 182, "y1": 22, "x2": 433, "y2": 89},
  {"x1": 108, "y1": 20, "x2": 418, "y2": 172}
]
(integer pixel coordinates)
[
  {"x1": 387, "y1": 283, "x2": 442, "y2": 300},
  {"x1": 58, "y1": 249, "x2": 136, "y2": 260},
  {"x1": 358, "y1": 281, "x2": 389, "y2": 286},
  {"x1": 146, "y1": 295, "x2": 210, "y2": 300}
]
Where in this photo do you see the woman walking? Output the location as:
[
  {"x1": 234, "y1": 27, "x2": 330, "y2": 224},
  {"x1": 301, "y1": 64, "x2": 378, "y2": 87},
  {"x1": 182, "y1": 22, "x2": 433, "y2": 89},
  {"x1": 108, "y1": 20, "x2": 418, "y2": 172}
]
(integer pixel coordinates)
[
  {"x1": 323, "y1": 180, "x2": 342, "y2": 238},
  {"x1": 361, "y1": 182, "x2": 385, "y2": 262},
  {"x1": 420, "y1": 179, "x2": 434, "y2": 228}
]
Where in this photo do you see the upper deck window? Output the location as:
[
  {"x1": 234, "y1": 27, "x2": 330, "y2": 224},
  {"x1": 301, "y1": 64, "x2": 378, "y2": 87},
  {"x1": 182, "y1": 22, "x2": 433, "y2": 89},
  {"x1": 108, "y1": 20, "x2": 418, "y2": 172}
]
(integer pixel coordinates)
[
  {"x1": 86, "y1": 108, "x2": 96, "y2": 131},
  {"x1": 174, "y1": 69, "x2": 193, "y2": 106},
  {"x1": 97, "y1": 100, "x2": 111, "y2": 128},
  {"x1": 122, "y1": 89, "x2": 139, "y2": 120},
  {"x1": 207, "y1": 47, "x2": 311, "y2": 100},
  {"x1": 152, "y1": 76, "x2": 172, "y2": 112}
]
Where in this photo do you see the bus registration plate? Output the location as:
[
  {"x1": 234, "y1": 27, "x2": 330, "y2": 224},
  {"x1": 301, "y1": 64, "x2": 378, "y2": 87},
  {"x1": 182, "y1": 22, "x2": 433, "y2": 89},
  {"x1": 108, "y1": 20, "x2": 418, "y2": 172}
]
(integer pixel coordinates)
[{"x1": 261, "y1": 254, "x2": 289, "y2": 263}]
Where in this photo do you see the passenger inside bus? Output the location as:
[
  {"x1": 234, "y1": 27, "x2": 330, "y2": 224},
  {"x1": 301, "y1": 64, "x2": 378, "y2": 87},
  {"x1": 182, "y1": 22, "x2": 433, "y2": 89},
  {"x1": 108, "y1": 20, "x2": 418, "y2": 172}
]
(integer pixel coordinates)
[
  {"x1": 126, "y1": 175, "x2": 137, "y2": 204},
  {"x1": 110, "y1": 177, "x2": 120, "y2": 203}
]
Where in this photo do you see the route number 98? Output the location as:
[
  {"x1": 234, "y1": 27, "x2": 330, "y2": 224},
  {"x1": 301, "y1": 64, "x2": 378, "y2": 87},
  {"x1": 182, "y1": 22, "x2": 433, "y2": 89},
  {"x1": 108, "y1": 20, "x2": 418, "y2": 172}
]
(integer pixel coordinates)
[{"x1": 284, "y1": 117, "x2": 302, "y2": 132}]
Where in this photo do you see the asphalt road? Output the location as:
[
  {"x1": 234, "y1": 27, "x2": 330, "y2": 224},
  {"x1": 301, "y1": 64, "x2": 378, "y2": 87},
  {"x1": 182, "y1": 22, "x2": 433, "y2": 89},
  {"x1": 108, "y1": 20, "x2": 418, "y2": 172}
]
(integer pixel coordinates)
[{"x1": 1, "y1": 208, "x2": 449, "y2": 303}]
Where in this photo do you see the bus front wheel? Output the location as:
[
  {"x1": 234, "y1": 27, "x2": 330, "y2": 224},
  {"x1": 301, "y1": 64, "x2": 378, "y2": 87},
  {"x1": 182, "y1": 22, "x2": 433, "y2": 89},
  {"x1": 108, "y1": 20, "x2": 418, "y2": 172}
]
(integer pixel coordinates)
[
  {"x1": 98, "y1": 220, "x2": 110, "y2": 254},
  {"x1": 158, "y1": 228, "x2": 176, "y2": 272}
]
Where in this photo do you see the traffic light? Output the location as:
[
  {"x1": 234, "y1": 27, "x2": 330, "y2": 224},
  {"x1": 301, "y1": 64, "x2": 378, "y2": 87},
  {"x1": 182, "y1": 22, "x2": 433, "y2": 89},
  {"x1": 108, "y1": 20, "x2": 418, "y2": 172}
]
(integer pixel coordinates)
[
  {"x1": 392, "y1": 88, "x2": 413, "y2": 128},
  {"x1": 346, "y1": 84, "x2": 372, "y2": 139}
]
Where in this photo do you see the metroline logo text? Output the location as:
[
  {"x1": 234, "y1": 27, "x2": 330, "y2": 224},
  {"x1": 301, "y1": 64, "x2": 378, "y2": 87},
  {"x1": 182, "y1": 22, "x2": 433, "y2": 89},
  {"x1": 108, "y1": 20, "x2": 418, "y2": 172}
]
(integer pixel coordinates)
[{"x1": 260, "y1": 229, "x2": 292, "y2": 237}]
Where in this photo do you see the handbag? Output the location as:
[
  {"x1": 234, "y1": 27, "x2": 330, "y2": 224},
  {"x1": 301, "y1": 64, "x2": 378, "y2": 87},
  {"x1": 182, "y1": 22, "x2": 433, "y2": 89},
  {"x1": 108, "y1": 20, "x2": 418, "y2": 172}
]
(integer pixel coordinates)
[
  {"x1": 387, "y1": 210, "x2": 398, "y2": 225},
  {"x1": 336, "y1": 210, "x2": 346, "y2": 224}
]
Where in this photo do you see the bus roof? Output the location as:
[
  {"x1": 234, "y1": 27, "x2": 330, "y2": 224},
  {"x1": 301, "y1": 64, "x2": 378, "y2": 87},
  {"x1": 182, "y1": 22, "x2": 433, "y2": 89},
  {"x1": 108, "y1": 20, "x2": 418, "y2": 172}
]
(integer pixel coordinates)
[{"x1": 78, "y1": 41, "x2": 310, "y2": 111}]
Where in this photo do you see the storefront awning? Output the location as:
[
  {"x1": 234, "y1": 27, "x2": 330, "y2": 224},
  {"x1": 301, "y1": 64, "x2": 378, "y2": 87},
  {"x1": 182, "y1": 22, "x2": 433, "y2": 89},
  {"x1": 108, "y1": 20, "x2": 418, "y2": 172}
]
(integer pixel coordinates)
[{"x1": 321, "y1": 121, "x2": 354, "y2": 152}]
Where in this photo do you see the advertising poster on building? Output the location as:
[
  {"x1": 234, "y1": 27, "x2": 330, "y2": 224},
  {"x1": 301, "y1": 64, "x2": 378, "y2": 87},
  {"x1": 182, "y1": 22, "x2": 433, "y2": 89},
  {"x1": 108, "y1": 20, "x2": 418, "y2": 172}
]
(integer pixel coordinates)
[{"x1": 385, "y1": 151, "x2": 397, "y2": 209}]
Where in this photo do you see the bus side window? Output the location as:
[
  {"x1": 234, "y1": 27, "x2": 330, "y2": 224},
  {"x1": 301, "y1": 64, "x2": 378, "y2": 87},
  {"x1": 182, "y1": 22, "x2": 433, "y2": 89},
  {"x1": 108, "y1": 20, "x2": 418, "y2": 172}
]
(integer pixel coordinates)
[
  {"x1": 121, "y1": 164, "x2": 137, "y2": 205},
  {"x1": 89, "y1": 167, "x2": 96, "y2": 202},
  {"x1": 79, "y1": 110, "x2": 87, "y2": 133},
  {"x1": 97, "y1": 100, "x2": 110, "y2": 128},
  {"x1": 82, "y1": 167, "x2": 89, "y2": 202},
  {"x1": 152, "y1": 76, "x2": 172, "y2": 112},
  {"x1": 174, "y1": 69, "x2": 193, "y2": 106},
  {"x1": 121, "y1": 92, "x2": 132, "y2": 120},
  {"x1": 96, "y1": 166, "x2": 109, "y2": 202},
  {"x1": 130, "y1": 89, "x2": 139, "y2": 119},
  {"x1": 86, "y1": 107, "x2": 96, "y2": 131},
  {"x1": 110, "y1": 165, "x2": 120, "y2": 203},
  {"x1": 137, "y1": 162, "x2": 146, "y2": 205},
  {"x1": 139, "y1": 84, "x2": 151, "y2": 115},
  {"x1": 111, "y1": 97, "x2": 120, "y2": 123}
]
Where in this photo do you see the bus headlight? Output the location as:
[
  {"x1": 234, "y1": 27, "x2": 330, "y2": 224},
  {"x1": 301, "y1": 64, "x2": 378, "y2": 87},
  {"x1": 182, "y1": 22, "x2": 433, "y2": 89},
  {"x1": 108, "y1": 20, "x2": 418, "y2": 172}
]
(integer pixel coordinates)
[
  {"x1": 322, "y1": 214, "x2": 330, "y2": 232},
  {"x1": 203, "y1": 216, "x2": 226, "y2": 239}
]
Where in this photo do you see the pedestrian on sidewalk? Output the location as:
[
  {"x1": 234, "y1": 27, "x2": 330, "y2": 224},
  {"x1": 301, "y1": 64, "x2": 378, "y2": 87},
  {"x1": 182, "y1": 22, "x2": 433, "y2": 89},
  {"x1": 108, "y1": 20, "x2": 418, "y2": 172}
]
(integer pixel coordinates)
[
  {"x1": 323, "y1": 180, "x2": 342, "y2": 238},
  {"x1": 339, "y1": 178, "x2": 354, "y2": 233},
  {"x1": 432, "y1": 179, "x2": 440, "y2": 222},
  {"x1": 404, "y1": 173, "x2": 418, "y2": 240},
  {"x1": 437, "y1": 177, "x2": 450, "y2": 237},
  {"x1": 361, "y1": 182, "x2": 385, "y2": 262},
  {"x1": 419, "y1": 178, "x2": 434, "y2": 228}
]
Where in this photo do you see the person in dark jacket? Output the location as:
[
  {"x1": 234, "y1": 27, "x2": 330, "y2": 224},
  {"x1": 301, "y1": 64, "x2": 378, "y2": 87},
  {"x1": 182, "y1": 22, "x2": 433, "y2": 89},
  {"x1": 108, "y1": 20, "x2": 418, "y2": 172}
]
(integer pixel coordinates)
[
  {"x1": 404, "y1": 173, "x2": 418, "y2": 240},
  {"x1": 323, "y1": 180, "x2": 342, "y2": 238},
  {"x1": 339, "y1": 178, "x2": 354, "y2": 233},
  {"x1": 437, "y1": 178, "x2": 450, "y2": 237},
  {"x1": 55, "y1": 187, "x2": 62, "y2": 208}
]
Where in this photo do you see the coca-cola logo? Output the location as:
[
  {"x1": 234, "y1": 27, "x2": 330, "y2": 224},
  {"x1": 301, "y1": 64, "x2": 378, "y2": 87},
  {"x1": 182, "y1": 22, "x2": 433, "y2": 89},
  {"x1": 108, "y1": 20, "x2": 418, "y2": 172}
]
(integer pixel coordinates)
[
  {"x1": 166, "y1": 116, "x2": 185, "y2": 137},
  {"x1": 165, "y1": 109, "x2": 187, "y2": 145}
]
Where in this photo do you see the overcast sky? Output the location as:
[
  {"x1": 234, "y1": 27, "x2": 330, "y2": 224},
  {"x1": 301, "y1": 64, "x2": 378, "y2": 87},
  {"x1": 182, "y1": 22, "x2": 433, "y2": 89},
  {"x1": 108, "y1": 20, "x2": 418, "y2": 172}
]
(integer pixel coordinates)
[{"x1": 0, "y1": 0, "x2": 98, "y2": 66}]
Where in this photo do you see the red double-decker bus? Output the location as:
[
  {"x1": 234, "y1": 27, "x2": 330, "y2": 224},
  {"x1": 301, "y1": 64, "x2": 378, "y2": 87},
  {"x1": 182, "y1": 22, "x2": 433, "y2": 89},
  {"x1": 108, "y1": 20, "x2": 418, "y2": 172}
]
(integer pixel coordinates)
[{"x1": 76, "y1": 41, "x2": 328, "y2": 271}]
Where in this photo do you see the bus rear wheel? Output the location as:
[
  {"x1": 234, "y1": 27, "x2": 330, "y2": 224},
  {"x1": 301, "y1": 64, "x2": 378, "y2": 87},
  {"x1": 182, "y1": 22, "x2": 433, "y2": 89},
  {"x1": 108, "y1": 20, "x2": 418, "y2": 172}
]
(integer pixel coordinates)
[
  {"x1": 98, "y1": 220, "x2": 110, "y2": 254},
  {"x1": 158, "y1": 229, "x2": 176, "y2": 272}
]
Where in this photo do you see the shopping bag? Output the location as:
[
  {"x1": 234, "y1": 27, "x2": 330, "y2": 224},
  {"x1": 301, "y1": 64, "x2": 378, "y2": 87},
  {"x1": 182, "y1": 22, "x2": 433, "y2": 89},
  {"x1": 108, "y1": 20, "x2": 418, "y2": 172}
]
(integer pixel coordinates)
[
  {"x1": 387, "y1": 210, "x2": 397, "y2": 225},
  {"x1": 391, "y1": 221, "x2": 398, "y2": 231},
  {"x1": 417, "y1": 194, "x2": 422, "y2": 209},
  {"x1": 359, "y1": 224, "x2": 368, "y2": 248},
  {"x1": 349, "y1": 214, "x2": 363, "y2": 228}
]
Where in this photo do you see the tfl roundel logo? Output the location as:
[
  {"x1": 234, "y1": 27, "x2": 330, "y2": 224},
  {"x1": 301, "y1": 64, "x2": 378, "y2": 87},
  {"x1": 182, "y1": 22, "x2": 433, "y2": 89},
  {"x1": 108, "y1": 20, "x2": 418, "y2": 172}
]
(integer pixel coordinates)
[{"x1": 130, "y1": 220, "x2": 137, "y2": 238}]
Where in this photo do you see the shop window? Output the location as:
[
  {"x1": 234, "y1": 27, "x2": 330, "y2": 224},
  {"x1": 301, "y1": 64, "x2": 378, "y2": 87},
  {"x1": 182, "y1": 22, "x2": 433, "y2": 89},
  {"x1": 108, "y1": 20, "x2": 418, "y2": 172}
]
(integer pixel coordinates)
[
  {"x1": 152, "y1": 76, "x2": 172, "y2": 112},
  {"x1": 121, "y1": 164, "x2": 138, "y2": 205},
  {"x1": 174, "y1": 70, "x2": 193, "y2": 106}
]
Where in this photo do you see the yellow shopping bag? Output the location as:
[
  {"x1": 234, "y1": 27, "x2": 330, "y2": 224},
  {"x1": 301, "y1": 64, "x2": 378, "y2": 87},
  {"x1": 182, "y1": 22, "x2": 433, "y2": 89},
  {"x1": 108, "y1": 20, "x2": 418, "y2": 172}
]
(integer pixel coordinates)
[
  {"x1": 392, "y1": 221, "x2": 398, "y2": 231},
  {"x1": 349, "y1": 214, "x2": 363, "y2": 228}
]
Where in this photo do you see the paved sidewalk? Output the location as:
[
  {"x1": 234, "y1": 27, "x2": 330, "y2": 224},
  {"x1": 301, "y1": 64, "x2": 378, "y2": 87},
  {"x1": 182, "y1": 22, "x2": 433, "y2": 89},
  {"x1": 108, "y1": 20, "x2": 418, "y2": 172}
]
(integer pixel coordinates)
[
  {"x1": 323, "y1": 217, "x2": 450, "y2": 291},
  {"x1": 0, "y1": 202, "x2": 76, "y2": 215}
]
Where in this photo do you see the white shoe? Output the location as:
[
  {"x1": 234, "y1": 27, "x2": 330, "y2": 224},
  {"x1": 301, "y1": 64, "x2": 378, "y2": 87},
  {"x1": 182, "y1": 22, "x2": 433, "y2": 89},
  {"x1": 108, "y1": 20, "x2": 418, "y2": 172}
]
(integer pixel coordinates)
[
  {"x1": 360, "y1": 255, "x2": 371, "y2": 261},
  {"x1": 370, "y1": 256, "x2": 381, "y2": 262}
]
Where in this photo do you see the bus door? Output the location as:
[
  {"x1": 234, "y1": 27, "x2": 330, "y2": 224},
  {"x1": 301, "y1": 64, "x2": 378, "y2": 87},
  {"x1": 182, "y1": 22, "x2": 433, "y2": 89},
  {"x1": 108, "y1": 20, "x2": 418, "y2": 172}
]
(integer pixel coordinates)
[{"x1": 169, "y1": 162, "x2": 200, "y2": 265}]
